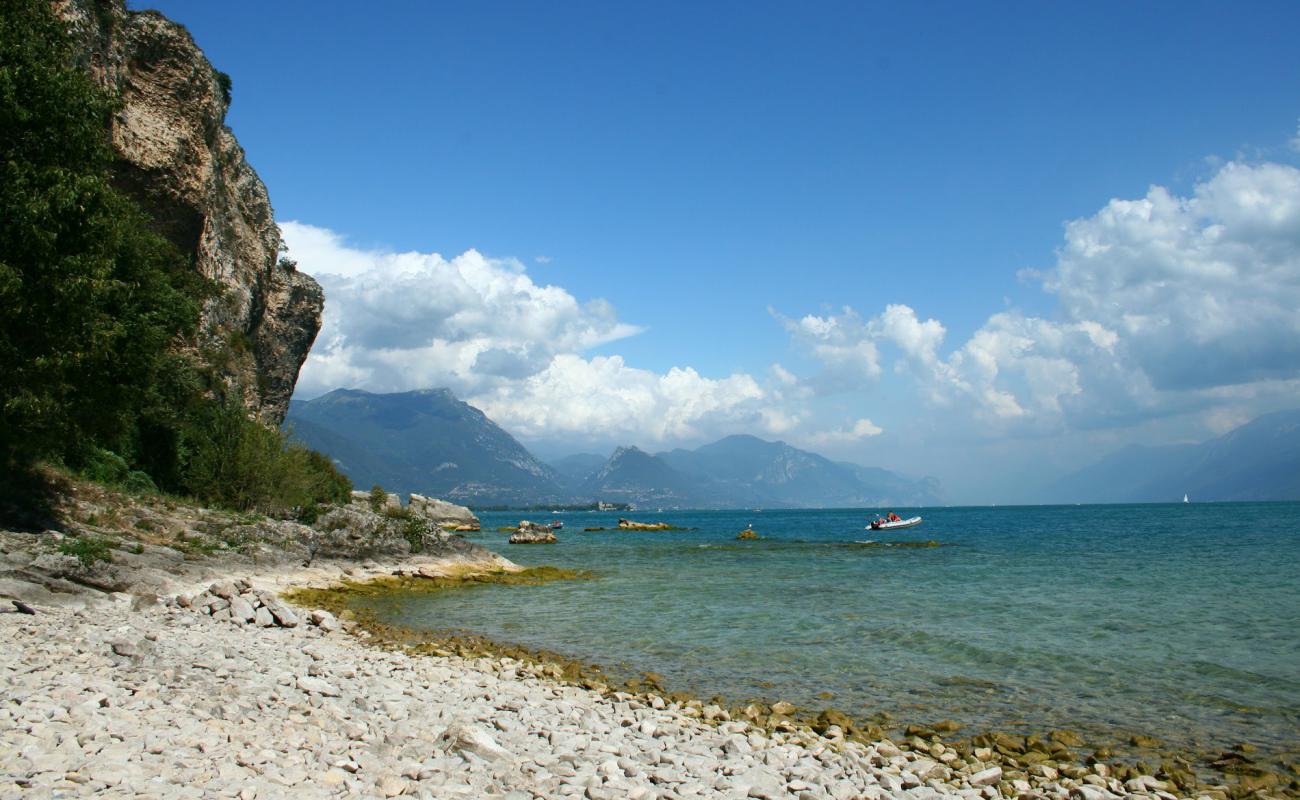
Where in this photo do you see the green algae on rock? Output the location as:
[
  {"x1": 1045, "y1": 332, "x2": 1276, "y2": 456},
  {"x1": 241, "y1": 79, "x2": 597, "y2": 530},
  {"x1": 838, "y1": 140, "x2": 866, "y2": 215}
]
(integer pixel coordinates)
[
  {"x1": 617, "y1": 519, "x2": 688, "y2": 531},
  {"x1": 280, "y1": 567, "x2": 1299, "y2": 800},
  {"x1": 851, "y1": 539, "x2": 942, "y2": 549},
  {"x1": 282, "y1": 566, "x2": 589, "y2": 614}
]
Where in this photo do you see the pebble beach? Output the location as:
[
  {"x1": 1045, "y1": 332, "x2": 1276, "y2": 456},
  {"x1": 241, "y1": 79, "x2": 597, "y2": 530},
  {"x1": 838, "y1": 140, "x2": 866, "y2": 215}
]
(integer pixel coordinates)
[{"x1": 1, "y1": 556, "x2": 1222, "y2": 800}]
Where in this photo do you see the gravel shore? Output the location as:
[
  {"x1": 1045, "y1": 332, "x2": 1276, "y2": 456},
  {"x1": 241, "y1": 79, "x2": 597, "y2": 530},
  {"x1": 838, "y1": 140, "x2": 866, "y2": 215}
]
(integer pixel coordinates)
[
  {"x1": 2, "y1": 554, "x2": 1215, "y2": 800},
  {"x1": 0, "y1": 591, "x2": 963, "y2": 800}
]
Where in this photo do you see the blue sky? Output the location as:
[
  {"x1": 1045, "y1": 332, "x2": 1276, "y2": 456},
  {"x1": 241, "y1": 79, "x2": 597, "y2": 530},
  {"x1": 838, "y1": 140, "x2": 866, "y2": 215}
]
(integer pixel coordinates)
[{"x1": 138, "y1": 1, "x2": 1300, "y2": 501}]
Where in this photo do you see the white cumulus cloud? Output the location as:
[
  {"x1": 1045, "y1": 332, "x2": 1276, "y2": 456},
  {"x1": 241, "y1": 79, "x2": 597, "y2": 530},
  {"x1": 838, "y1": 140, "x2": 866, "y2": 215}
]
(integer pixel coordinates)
[
  {"x1": 777, "y1": 158, "x2": 1300, "y2": 432},
  {"x1": 282, "y1": 222, "x2": 641, "y2": 399},
  {"x1": 469, "y1": 354, "x2": 768, "y2": 444},
  {"x1": 283, "y1": 222, "x2": 800, "y2": 447},
  {"x1": 802, "y1": 418, "x2": 884, "y2": 446},
  {"x1": 1046, "y1": 160, "x2": 1300, "y2": 391},
  {"x1": 774, "y1": 307, "x2": 882, "y2": 394}
]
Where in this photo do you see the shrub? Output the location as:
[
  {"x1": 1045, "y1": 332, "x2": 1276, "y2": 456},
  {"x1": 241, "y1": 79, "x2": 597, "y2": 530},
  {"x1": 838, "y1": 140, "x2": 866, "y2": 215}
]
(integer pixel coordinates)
[
  {"x1": 402, "y1": 516, "x2": 428, "y2": 553},
  {"x1": 297, "y1": 501, "x2": 322, "y2": 525},
  {"x1": 368, "y1": 485, "x2": 387, "y2": 512},
  {"x1": 122, "y1": 470, "x2": 158, "y2": 494},
  {"x1": 59, "y1": 535, "x2": 113, "y2": 567},
  {"x1": 214, "y1": 70, "x2": 232, "y2": 106},
  {"x1": 377, "y1": 504, "x2": 430, "y2": 553},
  {"x1": 81, "y1": 449, "x2": 130, "y2": 485},
  {"x1": 179, "y1": 397, "x2": 352, "y2": 514}
]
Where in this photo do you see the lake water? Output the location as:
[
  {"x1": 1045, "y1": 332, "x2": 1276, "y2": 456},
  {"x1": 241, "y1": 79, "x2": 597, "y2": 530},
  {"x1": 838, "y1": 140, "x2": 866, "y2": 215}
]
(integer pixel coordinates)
[{"x1": 372, "y1": 503, "x2": 1300, "y2": 759}]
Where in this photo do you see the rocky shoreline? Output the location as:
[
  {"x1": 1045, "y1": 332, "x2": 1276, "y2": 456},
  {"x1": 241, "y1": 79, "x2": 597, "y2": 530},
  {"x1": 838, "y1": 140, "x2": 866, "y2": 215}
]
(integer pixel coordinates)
[
  {"x1": 2, "y1": 479, "x2": 1294, "y2": 799},
  {"x1": 5, "y1": 563, "x2": 1287, "y2": 800}
]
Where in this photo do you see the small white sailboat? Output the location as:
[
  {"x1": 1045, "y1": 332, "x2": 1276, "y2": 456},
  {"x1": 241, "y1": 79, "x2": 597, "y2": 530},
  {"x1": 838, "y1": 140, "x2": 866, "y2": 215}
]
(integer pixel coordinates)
[{"x1": 1183, "y1": 493, "x2": 1189, "y2": 503}]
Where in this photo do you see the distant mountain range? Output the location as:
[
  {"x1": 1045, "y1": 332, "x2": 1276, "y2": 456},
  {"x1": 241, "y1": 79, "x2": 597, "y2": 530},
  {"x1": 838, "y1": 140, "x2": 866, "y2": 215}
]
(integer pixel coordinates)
[
  {"x1": 286, "y1": 389, "x2": 563, "y2": 504},
  {"x1": 286, "y1": 388, "x2": 943, "y2": 509},
  {"x1": 1041, "y1": 409, "x2": 1300, "y2": 503}
]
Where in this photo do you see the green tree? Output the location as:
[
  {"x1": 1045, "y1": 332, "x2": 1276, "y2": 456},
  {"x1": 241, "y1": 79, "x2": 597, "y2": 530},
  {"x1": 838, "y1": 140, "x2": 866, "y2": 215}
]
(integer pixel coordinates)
[
  {"x1": 179, "y1": 396, "x2": 352, "y2": 514},
  {"x1": 0, "y1": 0, "x2": 351, "y2": 520},
  {"x1": 0, "y1": 0, "x2": 199, "y2": 470}
]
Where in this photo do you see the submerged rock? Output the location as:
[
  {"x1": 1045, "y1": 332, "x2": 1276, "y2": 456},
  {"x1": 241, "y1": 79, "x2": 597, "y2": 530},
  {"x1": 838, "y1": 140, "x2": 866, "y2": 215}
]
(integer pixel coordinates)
[
  {"x1": 509, "y1": 521, "x2": 556, "y2": 544},
  {"x1": 617, "y1": 519, "x2": 683, "y2": 531}
]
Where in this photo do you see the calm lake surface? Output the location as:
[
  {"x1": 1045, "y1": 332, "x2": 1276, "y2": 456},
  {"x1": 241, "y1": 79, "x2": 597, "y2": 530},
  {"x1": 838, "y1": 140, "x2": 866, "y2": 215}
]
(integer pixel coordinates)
[{"x1": 372, "y1": 503, "x2": 1300, "y2": 757}]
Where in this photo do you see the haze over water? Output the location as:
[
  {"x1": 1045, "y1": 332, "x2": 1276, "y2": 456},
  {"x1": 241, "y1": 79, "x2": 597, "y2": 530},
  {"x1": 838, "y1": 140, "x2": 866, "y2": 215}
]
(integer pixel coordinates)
[{"x1": 372, "y1": 504, "x2": 1300, "y2": 760}]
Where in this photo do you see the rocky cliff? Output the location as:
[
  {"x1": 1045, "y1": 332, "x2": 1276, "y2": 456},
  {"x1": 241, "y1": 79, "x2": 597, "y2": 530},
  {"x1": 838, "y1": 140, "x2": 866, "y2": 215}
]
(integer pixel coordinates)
[{"x1": 53, "y1": 0, "x2": 322, "y2": 424}]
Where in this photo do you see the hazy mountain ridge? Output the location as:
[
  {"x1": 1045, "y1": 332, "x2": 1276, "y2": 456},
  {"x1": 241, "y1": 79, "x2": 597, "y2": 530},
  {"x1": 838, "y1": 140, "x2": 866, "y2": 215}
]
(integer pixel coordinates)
[
  {"x1": 286, "y1": 389, "x2": 565, "y2": 504},
  {"x1": 575, "y1": 434, "x2": 943, "y2": 509},
  {"x1": 549, "y1": 453, "x2": 608, "y2": 484},
  {"x1": 287, "y1": 388, "x2": 943, "y2": 509},
  {"x1": 577, "y1": 446, "x2": 745, "y2": 508},
  {"x1": 1042, "y1": 409, "x2": 1300, "y2": 503}
]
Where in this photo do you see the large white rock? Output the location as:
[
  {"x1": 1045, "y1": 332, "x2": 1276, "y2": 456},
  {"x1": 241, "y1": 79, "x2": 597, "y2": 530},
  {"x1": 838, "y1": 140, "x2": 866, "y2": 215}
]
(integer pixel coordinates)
[
  {"x1": 437, "y1": 721, "x2": 512, "y2": 762},
  {"x1": 734, "y1": 765, "x2": 784, "y2": 799},
  {"x1": 309, "y1": 609, "x2": 340, "y2": 631},
  {"x1": 970, "y1": 766, "x2": 1003, "y2": 787},
  {"x1": 351, "y1": 489, "x2": 401, "y2": 512},
  {"x1": 408, "y1": 494, "x2": 479, "y2": 529},
  {"x1": 228, "y1": 596, "x2": 255, "y2": 623},
  {"x1": 296, "y1": 676, "x2": 340, "y2": 697},
  {"x1": 256, "y1": 592, "x2": 299, "y2": 627}
]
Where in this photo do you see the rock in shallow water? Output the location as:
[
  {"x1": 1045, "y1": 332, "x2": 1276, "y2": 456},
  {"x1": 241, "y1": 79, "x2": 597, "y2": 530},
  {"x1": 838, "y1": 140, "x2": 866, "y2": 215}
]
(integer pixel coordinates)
[{"x1": 509, "y1": 521, "x2": 556, "y2": 544}]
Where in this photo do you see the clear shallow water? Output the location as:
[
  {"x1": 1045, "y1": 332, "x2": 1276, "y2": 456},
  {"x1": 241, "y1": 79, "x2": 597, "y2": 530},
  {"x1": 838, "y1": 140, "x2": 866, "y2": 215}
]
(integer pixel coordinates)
[{"x1": 375, "y1": 504, "x2": 1300, "y2": 757}]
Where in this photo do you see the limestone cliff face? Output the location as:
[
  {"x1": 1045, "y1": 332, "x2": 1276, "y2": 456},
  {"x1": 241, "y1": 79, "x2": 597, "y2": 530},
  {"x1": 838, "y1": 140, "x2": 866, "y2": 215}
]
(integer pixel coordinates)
[{"x1": 54, "y1": 0, "x2": 322, "y2": 424}]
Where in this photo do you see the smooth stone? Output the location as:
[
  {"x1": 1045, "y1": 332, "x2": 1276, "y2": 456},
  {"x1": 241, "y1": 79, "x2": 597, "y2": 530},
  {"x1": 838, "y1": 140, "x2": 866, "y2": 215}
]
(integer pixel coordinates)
[
  {"x1": 208, "y1": 582, "x2": 237, "y2": 600},
  {"x1": 228, "y1": 596, "x2": 255, "y2": 622},
  {"x1": 970, "y1": 766, "x2": 1003, "y2": 787},
  {"x1": 296, "y1": 676, "x2": 340, "y2": 697},
  {"x1": 437, "y1": 722, "x2": 511, "y2": 762}
]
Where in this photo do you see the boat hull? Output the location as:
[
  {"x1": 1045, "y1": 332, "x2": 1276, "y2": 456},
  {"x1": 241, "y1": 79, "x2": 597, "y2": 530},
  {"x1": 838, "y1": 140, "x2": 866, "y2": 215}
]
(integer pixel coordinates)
[{"x1": 866, "y1": 516, "x2": 922, "y2": 531}]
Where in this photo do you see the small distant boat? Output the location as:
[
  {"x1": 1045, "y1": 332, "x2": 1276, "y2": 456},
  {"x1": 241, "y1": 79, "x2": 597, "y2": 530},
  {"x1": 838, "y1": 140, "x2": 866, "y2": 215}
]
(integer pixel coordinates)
[
  {"x1": 1183, "y1": 494, "x2": 1189, "y2": 503},
  {"x1": 549, "y1": 520, "x2": 564, "y2": 530},
  {"x1": 867, "y1": 516, "x2": 922, "y2": 531}
]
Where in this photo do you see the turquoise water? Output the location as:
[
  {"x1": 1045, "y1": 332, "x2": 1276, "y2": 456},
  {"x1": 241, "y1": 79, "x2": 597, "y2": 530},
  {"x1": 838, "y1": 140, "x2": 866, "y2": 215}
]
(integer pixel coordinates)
[{"x1": 377, "y1": 504, "x2": 1300, "y2": 758}]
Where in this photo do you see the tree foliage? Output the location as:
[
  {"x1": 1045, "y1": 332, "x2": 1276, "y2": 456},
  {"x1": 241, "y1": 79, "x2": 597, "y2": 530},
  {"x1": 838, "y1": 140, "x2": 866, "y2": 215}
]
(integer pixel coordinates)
[
  {"x1": 0, "y1": 0, "x2": 198, "y2": 466},
  {"x1": 0, "y1": 0, "x2": 351, "y2": 517},
  {"x1": 180, "y1": 397, "x2": 352, "y2": 514}
]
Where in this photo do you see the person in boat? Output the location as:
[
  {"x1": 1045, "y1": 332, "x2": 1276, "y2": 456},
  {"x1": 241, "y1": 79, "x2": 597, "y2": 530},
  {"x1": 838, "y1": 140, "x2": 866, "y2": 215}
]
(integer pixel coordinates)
[{"x1": 887, "y1": 512, "x2": 900, "y2": 522}]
